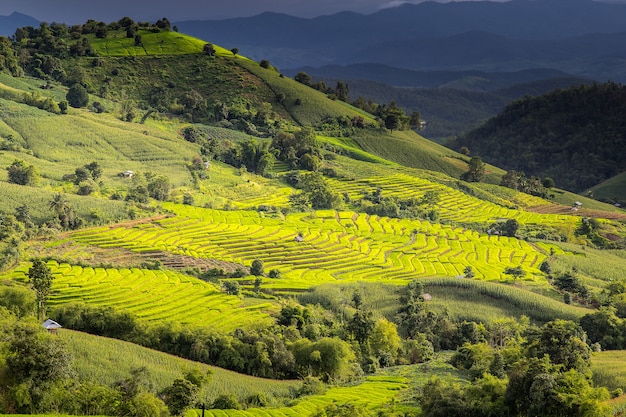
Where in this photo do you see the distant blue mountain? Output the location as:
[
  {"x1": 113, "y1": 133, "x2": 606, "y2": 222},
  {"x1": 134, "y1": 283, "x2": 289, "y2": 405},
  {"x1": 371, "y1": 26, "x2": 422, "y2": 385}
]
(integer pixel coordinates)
[
  {"x1": 176, "y1": 0, "x2": 626, "y2": 81},
  {"x1": 0, "y1": 12, "x2": 39, "y2": 37}
]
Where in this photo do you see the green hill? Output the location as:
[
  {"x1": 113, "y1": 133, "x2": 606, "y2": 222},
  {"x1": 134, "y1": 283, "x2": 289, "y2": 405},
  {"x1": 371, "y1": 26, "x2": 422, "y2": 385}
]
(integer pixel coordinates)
[
  {"x1": 0, "y1": 18, "x2": 625, "y2": 417},
  {"x1": 450, "y1": 82, "x2": 626, "y2": 194}
]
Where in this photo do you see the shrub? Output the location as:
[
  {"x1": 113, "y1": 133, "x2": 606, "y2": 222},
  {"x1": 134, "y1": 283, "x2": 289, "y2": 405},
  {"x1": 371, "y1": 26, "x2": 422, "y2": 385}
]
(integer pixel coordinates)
[
  {"x1": 66, "y1": 83, "x2": 89, "y2": 108},
  {"x1": 211, "y1": 394, "x2": 241, "y2": 410}
]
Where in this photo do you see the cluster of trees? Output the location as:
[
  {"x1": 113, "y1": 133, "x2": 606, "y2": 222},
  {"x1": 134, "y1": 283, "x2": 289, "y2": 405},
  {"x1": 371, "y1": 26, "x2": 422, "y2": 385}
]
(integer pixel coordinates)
[
  {"x1": 293, "y1": 72, "x2": 350, "y2": 102},
  {"x1": 61, "y1": 161, "x2": 103, "y2": 195},
  {"x1": 356, "y1": 188, "x2": 440, "y2": 221},
  {"x1": 293, "y1": 72, "x2": 421, "y2": 133},
  {"x1": 288, "y1": 172, "x2": 344, "y2": 210},
  {"x1": 7, "y1": 159, "x2": 39, "y2": 186},
  {"x1": 175, "y1": 94, "x2": 279, "y2": 135},
  {"x1": 501, "y1": 170, "x2": 554, "y2": 197},
  {"x1": 122, "y1": 171, "x2": 171, "y2": 203},
  {"x1": 422, "y1": 318, "x2": 610, "y2": 417},
  {"x1": 0, "y1": 205, "x2": 37, "y2": 270}
]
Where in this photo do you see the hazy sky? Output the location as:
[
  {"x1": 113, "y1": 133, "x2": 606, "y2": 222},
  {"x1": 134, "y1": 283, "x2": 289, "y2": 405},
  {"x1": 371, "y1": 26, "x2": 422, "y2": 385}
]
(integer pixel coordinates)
[{"x1": 0, "y1": 0, "x2": 510, "y2": 23}]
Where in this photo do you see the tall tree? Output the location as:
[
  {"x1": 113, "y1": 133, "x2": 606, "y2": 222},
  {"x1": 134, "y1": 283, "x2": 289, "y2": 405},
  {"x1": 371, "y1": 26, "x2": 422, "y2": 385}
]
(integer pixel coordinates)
[
  {"x1": 461, "y1": 156, "x2": 486, "y2": 182},
  {"x1": 28, "y1": 259, "x2": 54, "y2": 320}
]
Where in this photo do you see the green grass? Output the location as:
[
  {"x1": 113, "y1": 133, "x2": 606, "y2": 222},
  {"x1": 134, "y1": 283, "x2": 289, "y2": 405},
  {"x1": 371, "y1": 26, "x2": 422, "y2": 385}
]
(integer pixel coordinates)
[
  {"x1": 350, "y1": 129, "x2": 504, "y2": 182},
  {"x1": 420, "y1": 277, "x2": 590, "y2": 323},
  {"x1": 298, "y1": 279, "x2": 590, "y2": 326},
  {"x1": 592, "y1": 351, "x2": 626, "y2": 392},
  {"x1": 590, "y1": 171, "x2": 626, "y2": 204},
  {"x1": 236, "y1": 59, "x2": 374, "y2": 127},
  {"x1": 60, "y1": 329, "x2": 299, "y2": 404},
  {"x1": 89, "y1": 30, "x2": 230, "y2": 57}
]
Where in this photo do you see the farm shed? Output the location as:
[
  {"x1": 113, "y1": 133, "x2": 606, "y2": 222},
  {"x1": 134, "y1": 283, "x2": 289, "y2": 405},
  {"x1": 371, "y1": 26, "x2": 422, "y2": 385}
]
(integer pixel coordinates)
[{"x1": 42, "y1": 319, "x2": 62, "y2": 334}]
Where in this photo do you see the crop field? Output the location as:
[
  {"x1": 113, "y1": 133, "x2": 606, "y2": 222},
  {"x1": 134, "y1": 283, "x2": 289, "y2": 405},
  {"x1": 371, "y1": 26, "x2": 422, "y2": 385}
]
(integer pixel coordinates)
[
  {"x1": 421, "y1": 277, "x2": 589, "y2": 322},
  {"x1": 592, "y1": 351, "x2": 626, "y2": 392},
  {"x1": 186, "y1": 375, "x2": 408, "y2": 417},
  {"x1": 5, "y1": 261, "x2": 277, "y2": 332},
  {"x1": 327, "y1": 173, "x2": 578, "y2": 228},
  {"x1": 66, "y1": 203, "x2": 562, "y2": 295}
]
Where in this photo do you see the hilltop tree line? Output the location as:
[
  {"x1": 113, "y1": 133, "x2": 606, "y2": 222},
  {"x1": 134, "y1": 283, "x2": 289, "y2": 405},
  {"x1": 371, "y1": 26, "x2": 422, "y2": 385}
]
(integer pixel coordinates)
[
  {"x1": 450, "y1": 82, "x2": 626, "y2": 194},
  {"x1": 294, "y1": 71, "x2": 421, "y2": 133}
]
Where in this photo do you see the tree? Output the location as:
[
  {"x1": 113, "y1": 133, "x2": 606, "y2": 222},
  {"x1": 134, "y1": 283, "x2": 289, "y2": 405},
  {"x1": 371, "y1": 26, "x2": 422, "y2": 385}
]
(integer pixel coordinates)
[
  {"x1": 525, "y1": 319, "x2": 591, "y2": 372},
  {"x1": 84, "y1": 161, "x2": 102, "y2": 180},
  {"x1": 504, "y1": 265, "x2": 526, "y2": 283},
  {"x1": 294, "y1": 72, "x2": 312, "y2": 86},
  {"x1": 147, "y1": 175, "x2": 171, "y2": 201},
  {"x1": 501, "y1": 219, "x2": 519, "y2": 237},
  {"x1": 291, "y1": 172, "x2": 343, "y2": 210},
  {"x1": 290, "y1": 337, "x2": 357, "y2": 382},
  {"x1": 347, "y1": 309, "x2": 375, "y2": 345},
  {"x1": 0, "y1": 286, "x2": 36, "y2": 318},
  {"x1": 74, "y1": 166, "x2": 90, "y2": 184},
  {"x1": 222, "y1": 280, "x2": 240, "y2": 296},
  {"x1": 384, "y1": 113, "x2": 400, "y2": 132},
  {"x1": 542, "y1": 177, "x2": 555, "y2": 189},
  {"x1": 461, "y1": 156, "x2": 485, "y2": 182},
  {"x1": 160, "y1": 378, "x2": 198, "y2": 416},
  {"x1": 203, "y1": 43, "x2": 216, "y2": 56},
  {"x1": 370, "y1": 318, "x2": 401, "y2": 365},
  {"x1": 231, "y1": 48, "x2": 239, "y2": 56},
  {"x1": 335, "y1": 81, "x2": 349, "y2": 102},
  {"x1": 212, "y1": 394, "x2": 241, "y2": 410},
  {"x1": 250, "y1": 259, "x2": 264, "y2": 276},
  {"x1": 7, "y1": 160, "x2": 39, "y2": 186},
  {"x1": 28, "y1": 259, "x2": 54, "y2": 320},
  {"x1": 409, "y1": 111, "x2": 422, "y2": 129},
  {"x1": 463, "y1": 265, "x2": 475, "y2": 278},
  {"x1": 49, "y1": 193, "x2": 78, "y2": 229},
  {"x1": 66, "y1": 83, "x2": 89, "y2": 108},
  {"x1": 4, "y1": 320, "x2": 74, "y2": 413}
]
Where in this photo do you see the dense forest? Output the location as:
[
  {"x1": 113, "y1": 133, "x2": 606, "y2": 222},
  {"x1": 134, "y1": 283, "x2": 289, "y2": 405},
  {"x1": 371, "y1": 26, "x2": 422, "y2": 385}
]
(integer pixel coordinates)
[{"x1": 449, "y1": 82, "x2": 626, "y2": 195}]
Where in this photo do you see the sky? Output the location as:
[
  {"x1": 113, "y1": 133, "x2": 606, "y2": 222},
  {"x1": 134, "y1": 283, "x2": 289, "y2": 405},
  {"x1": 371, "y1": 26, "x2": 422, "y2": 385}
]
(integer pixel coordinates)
[{"x1": 0, "y1": 0, "x2": 510, "y2": 23}]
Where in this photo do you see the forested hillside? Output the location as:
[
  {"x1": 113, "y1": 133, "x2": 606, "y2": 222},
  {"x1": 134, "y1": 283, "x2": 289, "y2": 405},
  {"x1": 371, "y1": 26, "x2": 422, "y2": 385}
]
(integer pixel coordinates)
[{"x1": 450, "y1": 82, "x2": 626, "y2": 198}]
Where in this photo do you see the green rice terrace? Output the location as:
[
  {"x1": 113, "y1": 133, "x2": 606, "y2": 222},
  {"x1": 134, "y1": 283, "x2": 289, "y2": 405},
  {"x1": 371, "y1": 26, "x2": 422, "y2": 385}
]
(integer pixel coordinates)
[{"x1": 1, "y1": 18, "x2": 626, "y2": 417}]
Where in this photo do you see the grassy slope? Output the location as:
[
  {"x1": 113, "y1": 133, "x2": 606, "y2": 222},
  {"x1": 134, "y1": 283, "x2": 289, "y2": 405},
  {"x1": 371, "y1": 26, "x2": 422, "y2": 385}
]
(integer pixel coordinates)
[
  {"x1": 589, "y1": 172, "x2": 626, "y2": 204},
  {"x1": 59, "y1": 329, "x2": 299, "y2": 403}
]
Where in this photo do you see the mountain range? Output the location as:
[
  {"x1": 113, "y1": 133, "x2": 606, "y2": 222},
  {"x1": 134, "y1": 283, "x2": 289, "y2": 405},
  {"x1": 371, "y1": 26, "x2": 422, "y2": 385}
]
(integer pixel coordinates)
[{"x1": 175, "y1": 0, "x2": 626, "y2": 82}]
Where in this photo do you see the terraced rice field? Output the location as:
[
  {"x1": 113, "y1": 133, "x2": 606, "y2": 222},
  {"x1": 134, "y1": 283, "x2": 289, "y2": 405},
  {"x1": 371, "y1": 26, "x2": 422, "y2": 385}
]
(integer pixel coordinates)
[
  {"x1": 187, "y1": 375, "x2": 408, "y2": 417},
  {"x1": 69, "y1": 203, "x2": 560, "y2": 291},
  {"x1": 328, "y1": 174, "x2": 577, "y2": 227},
  {"x1": 6, "y1": 262, "x2": 276, "y2": 332}
]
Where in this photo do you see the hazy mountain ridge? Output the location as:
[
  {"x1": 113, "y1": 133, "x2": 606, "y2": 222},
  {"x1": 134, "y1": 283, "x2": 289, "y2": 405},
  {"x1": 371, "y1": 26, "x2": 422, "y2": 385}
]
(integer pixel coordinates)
[
  {"x1": 176, "y1": 0, "x2": 626, "y2": 80},
  {"x1": 0, "y1": 12, "x2": 39, "y2": 37},
  {"x1": 284, "y1": 65, "x2": 592, "y2": 140}
]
